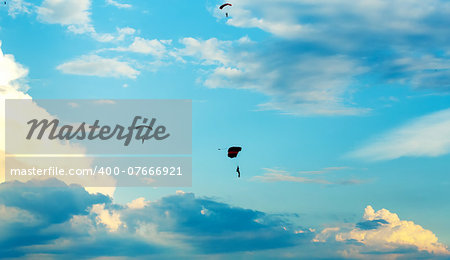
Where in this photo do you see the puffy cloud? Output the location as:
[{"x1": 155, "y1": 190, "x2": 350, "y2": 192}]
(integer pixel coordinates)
[
  {"x1": 127, "y1": 197, "x2": 150, "y2": 209},
  {"x1": 0, "y1": 180, "x2": 110, "y2": 224},
  {"x1": 0, "y1": 180, "x2": 160, "y2": 259},
  {"x1": 122, "y1": 192, "x2": 311, "y2": 254},
  {"x1": 0, "y1": 41, "x2": 29, "y2": 93},
  {"x1": 0, "y1": 42, "x2": 115, "y2": 196},
  {"x1": 0, "y1": 179, "x2": 311, "y2": 258},
  {"x1": 37, "y1": 0, "x2": 91, "y2": 29},
  {"x1": 91, "y1": 203, "x2": 123, "y2": 232},
  {"x1": 57, "y1": 54, "x2": 140, "y2": 78},
  {"x1": 349, "y1": 108, "x2": 450, "y2": 161},
  {"x1": 1, "y1": 180, "x2": 447, "y2": 258},
  {"x1": 314, "y1": 206, "x2": 450, "y2": 257},
  {"x1": 113, "y1": 37, "x2": 171, "y2": 57}
]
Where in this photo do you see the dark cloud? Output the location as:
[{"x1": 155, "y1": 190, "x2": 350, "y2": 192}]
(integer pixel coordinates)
[
  {"x1": 0, "y1": 179, "x2": 110, "y2": 224},
  {"x1": 0, "y1": 180, "x2": 311, "y2": 258},
  {"x1": 123, "y1": 193, "x2": 312, "y2": 253},
  {"x1": 2, "y1": 181, "x2": 447, "y2": 258}
]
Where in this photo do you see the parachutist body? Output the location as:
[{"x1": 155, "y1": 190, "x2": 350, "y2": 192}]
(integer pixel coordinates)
[
  {"x1": 226, "y1": 13, "x2": 228, "y2": 17},
  {"x1": 236, "y1": 166, "x2": 240, "y2": 178}
]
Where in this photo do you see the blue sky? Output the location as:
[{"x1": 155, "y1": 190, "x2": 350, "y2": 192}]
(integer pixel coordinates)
[{"x1": 1, "y1": 0, "x2": 450, "y2": 258}]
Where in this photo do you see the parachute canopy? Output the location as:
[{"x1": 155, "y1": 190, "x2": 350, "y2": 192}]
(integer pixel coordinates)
[
  {"x1": 219, "y1": 3, "x2": 232, "y2": 9},
  {"x1": 227, "y1": 146, "x2": 242, "y2": 158},
  {"x1": 135, "y1": 125, "x2": 152, "y2": 129}
]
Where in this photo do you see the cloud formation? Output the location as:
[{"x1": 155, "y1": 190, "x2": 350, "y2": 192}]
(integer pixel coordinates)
[
  {"x1": 314, "y1": 205, "x2": 449, "y2": 257},
  {"x1": 176, "y1": 37, "x2": 369, "y2": 115},
  {"x1": 37, "y1": 0, "x2": 91, "y2": 26},
  {"x1": 349, "y1": 108, "x2": 450, "y2": 161},
  {"x1": 197, "y1": 0, "x2": 450, "y2": 115},
  {"x1": 0, "y1": 42, "x2": 115, "y2": 196},
  {"x1": 57, "y1": 54, "x2": 140, "y2": 78},
  {"x1": 0, "y1": 179, "x2": 311, "y2": 258},
  {"x1": 113, "y1": 37, "x2": 171, "y2": 57},
  {"x1": 0, "y1": 179, "x2": 448, "y2": 258},
  {"x1": 36, "y1": 0, "x2": 131, "y2": 42},
  {"x1": 106, "y1": 0, "x2": 131, "y2": 9},
  {"x1": 253, "y1": 168, "x2": 363, "y2": 185}
]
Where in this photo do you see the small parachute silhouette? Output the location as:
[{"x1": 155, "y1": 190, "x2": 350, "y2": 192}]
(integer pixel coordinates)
[
  {"x1": 219, "y1": 3, "x2": 232, "y2": 9},
  {"x1": 135, "y1": 125, "x2": 152, "y2": 144},
  {"x1": 219, "y1": 3, "x2": 232, "y2": 17},
  {"x1": 219, "y1": 146, "x2": 242, "y2": 178}
]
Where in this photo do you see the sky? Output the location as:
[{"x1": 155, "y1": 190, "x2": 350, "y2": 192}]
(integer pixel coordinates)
[{"x1": 0, "y1": 0, "x2": 450, "y2": 259}]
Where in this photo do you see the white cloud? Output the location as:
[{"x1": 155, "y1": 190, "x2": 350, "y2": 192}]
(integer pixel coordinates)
[
  {"x1": 7, "y1": 0, "x2": 33, "y2": 18},
  {"x1": 176, "y1": 37, "x2": 231, "y2": 65},
  {"x1": 106, "y1": 0, "x2": 132, "y2": 9},
  {"x1": 0, "y1": 41, "x2": 115, "y2": 197},
  {"x1": 252, "y1": 168, "x2": 362, "y2": 185},
  {"x1": 57, "y1": 55, "x2": 140, "y2": 78},
  {"x1": 0, "y1": 42, "x2": 29, "y2": 93},
  {"x1": 222, "y1": 0, "x2": 450, "y2": 42},
  {"x1": 226, "y1": 9, "x2": 305, "y2": 39},
  {"x1": 205, "y1": 0, "x2": 450, "y2": 114},
  {"x1": 115, "y1": 27, "x2": 136, "y2": 41},
  {"x1": 37, "y1": 0, "x2": 91, "y2": 26},
  {"x1": 127, "y1": 197, "x2": 150, "y2": 209},
  {"x1": 36, "y1": 0, "x2": 134, "y2": 42},
  {"x1": 333, "y1": 206, "x2": 449, "y2": 256},
  {"x1": 176, "y1": 37, "x2": 369, "y2": 115},
  {"x1": 253, "y1": 169, "x2": 331, "y2": 184},
  {"x1": 114, "y1": 37, "x2": 170, "y2": 57},
  {"x1": 349, "y1": 108, "x2": 450, "y2": 161},
  {"x1": 91, "y1": 203, "x2": 123, "y2": 231}
]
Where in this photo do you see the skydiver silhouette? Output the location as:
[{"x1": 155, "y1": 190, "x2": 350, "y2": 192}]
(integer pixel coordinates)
[
  {"x1": 226, "y1": 12, "x2": 228, "y2": 17},
  {"x1": 236, "y1": 166, "x2": 240, "y2": 178},
  {"x1": 135, "y1": 125, "x2": 152, "y2": 144}
]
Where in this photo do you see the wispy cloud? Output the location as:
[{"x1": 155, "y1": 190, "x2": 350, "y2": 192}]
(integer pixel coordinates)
[
  {"x1": 111, "y1": 37, "x2": 171, "y2": 57},
  {"x1": 348, "y1": 108, "x2": 450, "y2": 161},
  {"x1": 36, "y1": 0, "x2": 133, "y2": 42},
  {"x1": 57, "y1": 55, "x2": 139, "y2": 79},
  {"x1": 106, "y1": 0, "x2": 132, "y2": 9},
  {"x1": 298, "y1": 166, "x2": 350, "y2": 175},
  {"x1": 175, "y1": 37, "x2": 370, "y2": 116},
  {"x1": 253, "y1": 168, "x2": 363, "y2": 185},
  {"x1": 198, "y1": 0, "x2": 450, "y2": 115}
]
